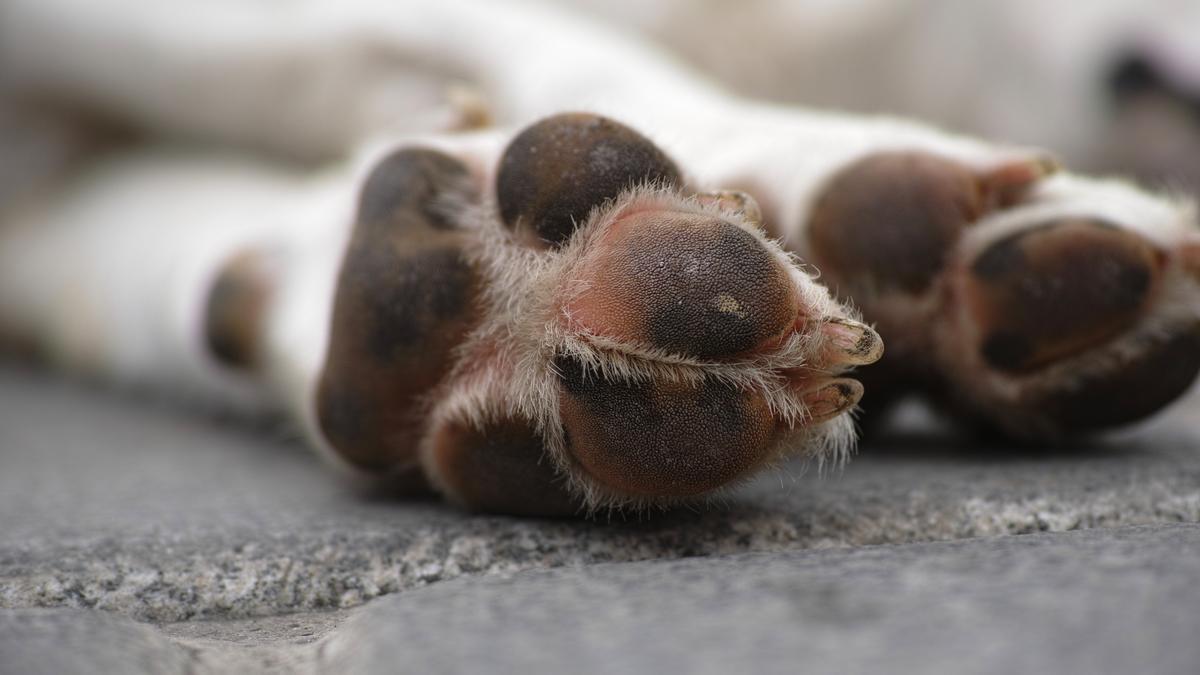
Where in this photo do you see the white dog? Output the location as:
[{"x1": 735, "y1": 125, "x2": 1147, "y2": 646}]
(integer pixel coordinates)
[{"x1": 1, "y1": 0, "x2": 1197, "y2": 514}]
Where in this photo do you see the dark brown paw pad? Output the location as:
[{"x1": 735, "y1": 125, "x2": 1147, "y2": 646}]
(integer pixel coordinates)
[
  {"x1": 966, "y1": 218, "x2": 1163, "y2": 373},
  {"x1": 564, "y1": 208, "x2": 799, "y2": 360},
  {"x1": 809, "y1": 152, "x2": 984, "y2": 296},
  {"x1": 316, "y1": 148, "x2": 482, "y2": 471},
  {"x1": 555, "y1": 354, "x2": 777, "y2": 498},
  {"x1": 496, "y1": 112, "x2": 681, "y2": 248},
  {"x1": 204, "y1": 251, "x2": 276, "y2": 369},
  {"x1": 429, "y1": 417, "x2": 581, "y2": 516},
  {"x1": 1023, "y1": 325, "x2": 1200, "y2": 433},
  {"x1": 807, "y1": 151, "x2": 1055, "y2": 301}
]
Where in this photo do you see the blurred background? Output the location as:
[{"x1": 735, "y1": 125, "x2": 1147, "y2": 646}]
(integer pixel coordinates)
[
  {"x1": 2, "y1": 0, "x2": 1200, "y2": 215},
  {"x1": 7, "y1": 0, "x2": 1200, "y2": 207},
  {"x1": 569, "y1": 0, "x2": 1200, "y2": 189}
]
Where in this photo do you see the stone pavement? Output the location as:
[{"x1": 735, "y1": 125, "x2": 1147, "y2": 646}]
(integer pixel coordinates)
[{"x1": 2, "y1": 367, "x2": 1199, "y2": 673}]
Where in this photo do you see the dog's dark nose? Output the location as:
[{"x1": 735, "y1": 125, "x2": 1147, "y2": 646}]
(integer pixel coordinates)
[{"x1": 1108, "y1": 51, "x2": 1200, "y2": 118}]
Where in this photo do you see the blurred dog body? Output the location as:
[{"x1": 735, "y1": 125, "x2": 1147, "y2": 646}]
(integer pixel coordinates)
[
  {"x1": 6, "y1": 0, "x2": 1200, "y2": 179},
  {"x1": 562, "y1": 0, "x2": 1200, "y2": 180}
]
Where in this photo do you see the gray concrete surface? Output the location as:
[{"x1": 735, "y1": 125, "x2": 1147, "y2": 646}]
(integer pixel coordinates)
[
  {"x1": 322, "y1": 523, "x2": 1200, "y2": 675},
  {"x1": 4, "y1": 524, "x2": 1199, "y2": 674},
  {"x1": 1, "y1": 368, "x2": 1199, "y2": 673}
]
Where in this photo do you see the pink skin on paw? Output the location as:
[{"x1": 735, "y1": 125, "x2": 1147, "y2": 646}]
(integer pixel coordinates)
[{"x1": 563, "y1": 206, "x2": 801, "y2": 360}]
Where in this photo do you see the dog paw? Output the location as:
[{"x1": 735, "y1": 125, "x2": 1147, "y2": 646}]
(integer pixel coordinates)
[
  {"x1": 806, "y1": 150, "x2": 1200, "y2": 439},
  {"x1": 313, "y1": 113, "x2": 882, "y2": 513}
]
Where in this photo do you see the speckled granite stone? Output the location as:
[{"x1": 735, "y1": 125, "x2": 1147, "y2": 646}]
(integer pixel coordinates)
[
  {"x1": 4, "y1": 524, "x2": 1199, "y2": 674},
  {"x1": 2, "y1": 369, "x2": 1198, "y2": 622}
]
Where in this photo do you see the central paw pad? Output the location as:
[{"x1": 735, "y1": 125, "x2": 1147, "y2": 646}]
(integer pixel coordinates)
[
  {"x1": 967, "y1": 218, "x2": 1161, "y2": 373},
  {"x1": 564, "y1": 208, "x2": 799, "y2": 360}
]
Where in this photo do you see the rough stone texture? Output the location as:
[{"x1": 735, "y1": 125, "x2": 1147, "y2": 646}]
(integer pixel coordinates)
[
  {"x1": 0, "y1": 608, "x2": 342, "y2": 674},
  {"x1": 2, "y1": 368, "x2": 1199, "y2": 622},
  {"x1": 0, "y1": 609, "x2": 195, "y2": 675},
  {"x1": 4, "y1": 525, "x2": 1199, "y2": 674},
  {"x1": 323, "y1": 524, "x2": 1200, "y2": 675}
]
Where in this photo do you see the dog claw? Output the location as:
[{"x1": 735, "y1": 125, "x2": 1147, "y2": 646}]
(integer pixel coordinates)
[
  {"x1": 1182, "y1": 240, "x2": 1200, "y2": 283},
  {"x1": 696, "y1": 189, "x2": 763, "y2": 228},
  {"x1": 801, "y1": 378, "x2": 864, "y2": 424},
  {"x1": 822, "y1": 317, "x2": 884, "y2": 367},
  {"x1": 982, "y1": 154, "x2": 1061, "y2": 209}
]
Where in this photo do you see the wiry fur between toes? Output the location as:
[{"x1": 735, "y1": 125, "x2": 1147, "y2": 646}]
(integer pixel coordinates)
[{"x1": 421, "y1": 182, "x2": 862, "y2": 513}]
